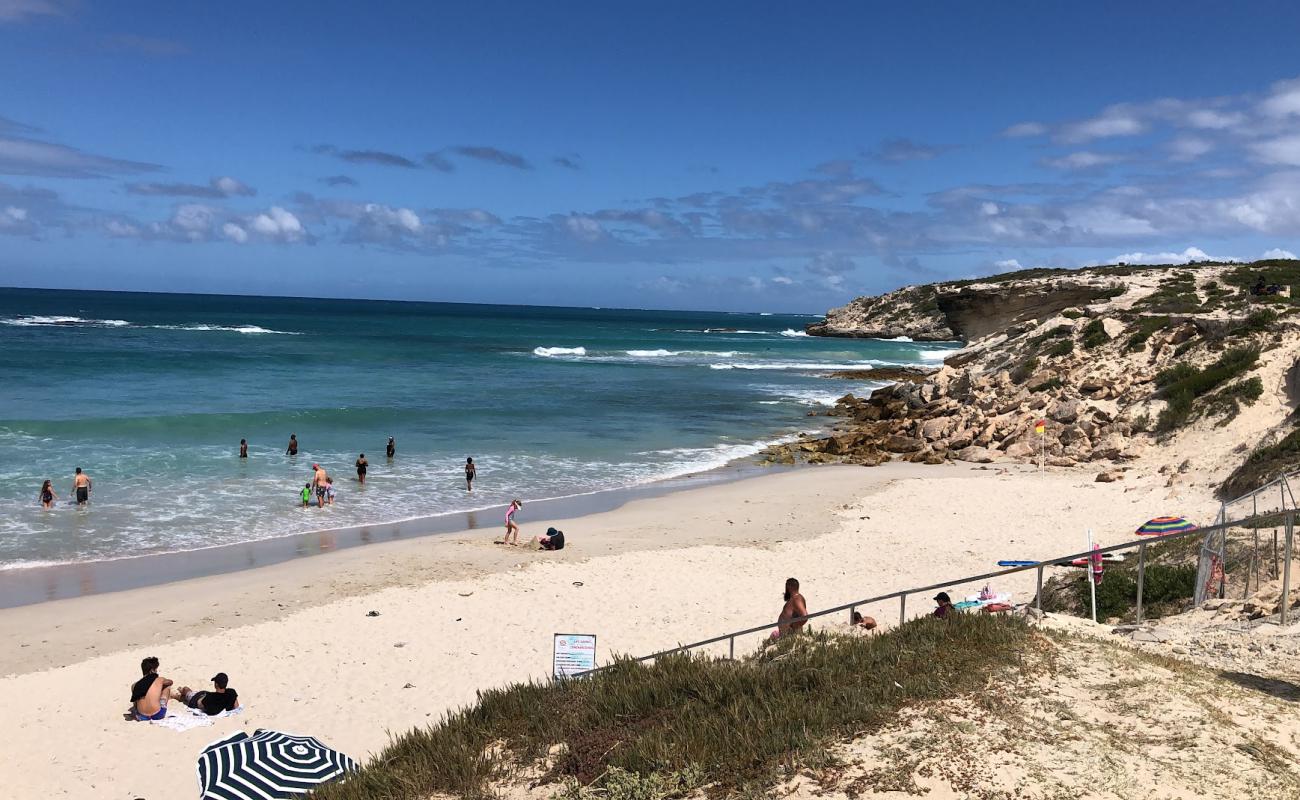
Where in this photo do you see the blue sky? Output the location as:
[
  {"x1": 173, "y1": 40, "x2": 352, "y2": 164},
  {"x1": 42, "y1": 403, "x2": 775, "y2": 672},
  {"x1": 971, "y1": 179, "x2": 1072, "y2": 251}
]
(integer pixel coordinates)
[{"x1": 3, "y1": 2, "x2": 1300, "y2": 311}]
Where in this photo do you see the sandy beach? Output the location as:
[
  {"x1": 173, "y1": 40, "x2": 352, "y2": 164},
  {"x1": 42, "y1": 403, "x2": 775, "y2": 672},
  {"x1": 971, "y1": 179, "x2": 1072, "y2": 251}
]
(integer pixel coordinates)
[{"x1": 0, "y1": 462, "x2": 1213, "y2": 799}]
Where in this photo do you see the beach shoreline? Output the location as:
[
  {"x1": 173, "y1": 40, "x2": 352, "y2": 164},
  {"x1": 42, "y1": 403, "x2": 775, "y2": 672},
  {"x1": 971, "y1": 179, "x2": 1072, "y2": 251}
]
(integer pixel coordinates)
[{"x1": 0, "y1": 457, "x2": 800, "y2": 609}]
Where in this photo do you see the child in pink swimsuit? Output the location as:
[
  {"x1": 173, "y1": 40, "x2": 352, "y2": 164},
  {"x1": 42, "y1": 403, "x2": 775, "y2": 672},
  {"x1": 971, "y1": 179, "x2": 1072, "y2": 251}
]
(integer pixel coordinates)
[{"x1": 502, "y1": 499, "x2": 522, "y2": 545}]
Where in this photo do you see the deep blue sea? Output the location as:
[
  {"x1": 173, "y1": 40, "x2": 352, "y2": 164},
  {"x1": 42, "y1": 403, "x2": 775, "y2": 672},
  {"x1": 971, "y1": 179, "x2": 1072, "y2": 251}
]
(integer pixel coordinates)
[{"x1": 0, "y1": 288, "x2": 957, "y2": 567}]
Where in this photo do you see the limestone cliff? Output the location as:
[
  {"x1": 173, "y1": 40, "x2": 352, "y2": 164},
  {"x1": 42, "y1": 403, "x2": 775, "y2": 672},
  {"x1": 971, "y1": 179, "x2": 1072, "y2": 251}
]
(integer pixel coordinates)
[{"x1": 782, "y1": 260, "x2": 1300, "y2": 496}]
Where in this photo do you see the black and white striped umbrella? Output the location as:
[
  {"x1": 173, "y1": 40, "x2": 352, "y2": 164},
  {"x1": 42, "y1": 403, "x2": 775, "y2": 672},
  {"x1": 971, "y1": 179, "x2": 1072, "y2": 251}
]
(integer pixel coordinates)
[{"x1": 197, "y1": 729, "x2": 358, "y2": 799}]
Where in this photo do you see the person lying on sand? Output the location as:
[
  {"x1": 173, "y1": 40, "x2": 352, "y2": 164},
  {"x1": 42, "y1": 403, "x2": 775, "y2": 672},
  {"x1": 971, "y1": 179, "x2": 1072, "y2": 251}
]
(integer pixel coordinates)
[
  {"x1": 851, "y1": 611, "x2": 877, "y2": 630},
  {"x1": 529, "y1": 527, "x2": 565, "y2": 550},
  {"x1": 774, "y1": 577, "x2": 808, "y2": 638},
  {"x1": 128, "y1": 656, "x2": 172, "y2": 721},
  {"x1": 173, "y1": 672, "x2": 240, "y2": 716}
]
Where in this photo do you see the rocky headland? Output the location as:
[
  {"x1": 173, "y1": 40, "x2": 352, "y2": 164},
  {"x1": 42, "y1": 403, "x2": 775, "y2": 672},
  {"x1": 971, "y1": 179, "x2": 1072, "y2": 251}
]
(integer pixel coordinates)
[{"x1": 774, "y1": 260, "x2": 1300, "y2": 496}]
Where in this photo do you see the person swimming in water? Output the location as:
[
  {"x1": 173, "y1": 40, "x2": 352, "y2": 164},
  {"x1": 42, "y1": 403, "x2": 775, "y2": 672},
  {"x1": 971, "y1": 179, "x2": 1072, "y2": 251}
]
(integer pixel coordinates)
[
  {"x1": 286, "y1": 434, "x2": 298, "y2": 456},
  {"x1": 465, "y1": 457, "x2": 476, "y2": 492},
  {"x1": 239, "y1": 439, "x2": 248, "y2": 458},
  {"x1": 72, "y1": 467, "x2": 92, "y2": 506},
  {"x1": 355, "y1": 453, "x2": 368, "y2": 484},
  {"x1": 38, "y1": 479, "x2": 55, "y2": 509},
  {"x1": 386, "y1": 437, "x2": 395, "y2": 459},
  {"x1": 500, "y1": 499, "x2": 523, "y2": 545}
]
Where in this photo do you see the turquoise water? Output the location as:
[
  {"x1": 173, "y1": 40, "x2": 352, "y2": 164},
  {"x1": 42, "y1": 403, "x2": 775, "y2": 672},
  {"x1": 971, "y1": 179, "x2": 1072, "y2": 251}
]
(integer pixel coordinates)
[{"x1": 0, "y1": 288, "x2": 957, "y2": 567}]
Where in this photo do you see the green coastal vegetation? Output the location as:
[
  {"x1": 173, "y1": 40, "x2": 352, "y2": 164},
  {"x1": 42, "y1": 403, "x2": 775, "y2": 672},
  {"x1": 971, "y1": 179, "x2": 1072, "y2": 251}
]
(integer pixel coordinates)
[{"x1": 310, "y1": 616, "x2": 1033, "y2": 799}]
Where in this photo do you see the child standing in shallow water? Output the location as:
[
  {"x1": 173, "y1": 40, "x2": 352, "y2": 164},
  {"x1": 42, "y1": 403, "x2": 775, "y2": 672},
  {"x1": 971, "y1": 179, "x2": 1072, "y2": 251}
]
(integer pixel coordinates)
[
  {"x1": 300, "y1": 483, "x2": 311, "y2": 508},
  {"x1": 500, "y1": 499, "x2": 522, "y2": 545}
]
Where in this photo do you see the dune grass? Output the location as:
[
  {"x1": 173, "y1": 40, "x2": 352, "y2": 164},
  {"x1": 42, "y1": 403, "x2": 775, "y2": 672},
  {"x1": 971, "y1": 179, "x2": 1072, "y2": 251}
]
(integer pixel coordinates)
[{"x1": 310, "y1": 615, "x2": 1035, "y2": 799}]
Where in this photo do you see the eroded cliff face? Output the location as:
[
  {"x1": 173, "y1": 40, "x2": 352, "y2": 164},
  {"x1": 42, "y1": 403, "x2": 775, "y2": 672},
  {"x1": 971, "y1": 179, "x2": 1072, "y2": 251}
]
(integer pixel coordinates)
[
  {"x1": 782, "y1": 261, "x2": 1300, "y2": 494},
  {"x1": 806, "y1": 273, "x2": 1126, "y2": 342}
]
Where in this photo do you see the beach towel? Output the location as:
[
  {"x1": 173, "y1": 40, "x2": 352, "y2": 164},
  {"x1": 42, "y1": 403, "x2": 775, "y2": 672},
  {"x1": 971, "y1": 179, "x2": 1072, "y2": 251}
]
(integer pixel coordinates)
[{"x1": 149, "y1": 704, "x2": 244, "y2": 732}]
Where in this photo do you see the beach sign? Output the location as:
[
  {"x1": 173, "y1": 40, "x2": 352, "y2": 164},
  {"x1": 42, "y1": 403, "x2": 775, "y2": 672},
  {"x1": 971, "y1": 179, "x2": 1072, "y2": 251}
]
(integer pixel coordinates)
[
  {"x1": 553, "y1": 633, "x2": 597, "y2": 678},
  {"x1": 1034, "y1": 418, "x2": 1046, "y2": 435}
]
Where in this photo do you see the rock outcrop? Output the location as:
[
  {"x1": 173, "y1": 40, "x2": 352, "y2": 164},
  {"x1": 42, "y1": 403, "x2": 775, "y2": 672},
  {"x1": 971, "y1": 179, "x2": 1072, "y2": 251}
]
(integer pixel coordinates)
[{"x1": 773, "y1": 261, "x2": 1300, "y2": 478}]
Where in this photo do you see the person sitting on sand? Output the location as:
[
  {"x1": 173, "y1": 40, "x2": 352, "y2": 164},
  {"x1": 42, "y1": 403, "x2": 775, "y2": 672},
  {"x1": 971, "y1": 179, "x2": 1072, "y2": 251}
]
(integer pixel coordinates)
[
  {"x1": 129, "y1": 656, "x2": 173, "y2": 721},
  {"x1": 499, "y1": 499, "x2": 523, "y2": 545},
  {"x1": 776, "y1": 577, "x2": 808, "y2": 637},
  {"x1": 173, "y1": 672, "x2": 240, "y2": 716},
  {"x1": 530, "y1": 527, "x2": 565, "y2": 551},
  {"x1": 38, "y1": 479, "x2": 56, "y2": 509},
  {"x1": 851, "y1": 611, "x2": 877, "y2": 630},
  {"x1": 933, "y1": 591, "x2": 956, "y2": 619}
]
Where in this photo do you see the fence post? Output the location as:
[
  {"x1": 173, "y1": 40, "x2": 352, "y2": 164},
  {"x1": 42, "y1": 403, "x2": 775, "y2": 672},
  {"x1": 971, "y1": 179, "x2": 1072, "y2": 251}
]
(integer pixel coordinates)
[
  {"x1": 1283, "y1": 517, "x2": 1294, "y2": 626},
  {"x1": 728, "y1": 636, "x2": 734, "y2": 660},
  {"x1": 899, "y1": 594, "x2": 907, "y2": 627},
  {"x1": 1135, "y1": 543, "x2": 1147, "y2": 623},
  {"x1": 1035, "y1": 565, "x2": 1044, "y2": 614}
]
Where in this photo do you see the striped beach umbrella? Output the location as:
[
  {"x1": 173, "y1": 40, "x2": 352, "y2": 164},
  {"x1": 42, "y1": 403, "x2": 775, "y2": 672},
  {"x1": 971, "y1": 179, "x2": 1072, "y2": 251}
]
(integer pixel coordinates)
[
  {"x1": 1135, "y1": 516, "x2": 1197, "y2": 536},
  {"x1": 198, "y1": 729, "x2": 358, "y2": 799}
]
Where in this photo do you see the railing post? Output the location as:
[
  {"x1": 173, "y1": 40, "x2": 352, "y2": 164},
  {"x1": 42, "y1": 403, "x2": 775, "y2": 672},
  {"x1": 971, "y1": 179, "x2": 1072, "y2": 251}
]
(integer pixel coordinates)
[
  {"x1": 728, "y1": 636, "x2": 734, "y2": 660},
  {"x1": 1283, "y1": 517, "x2": 1293, "y2": 626},
  {"x1": 1135, "y1": 543, "x2": 1147, "y2": 623},
  {"x1": 899, "y1": 594, "x2": 906, "y2": 627},
  {"x1": 1035, "y1": 565, "x2": 1044, "y2": 614}
]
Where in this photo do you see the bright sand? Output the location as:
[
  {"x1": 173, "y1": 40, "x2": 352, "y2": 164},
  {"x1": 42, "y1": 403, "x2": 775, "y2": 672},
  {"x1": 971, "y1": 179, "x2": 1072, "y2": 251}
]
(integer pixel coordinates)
[{"x1": 0, "y1": 463, "x2": 1214, "y2": 799}]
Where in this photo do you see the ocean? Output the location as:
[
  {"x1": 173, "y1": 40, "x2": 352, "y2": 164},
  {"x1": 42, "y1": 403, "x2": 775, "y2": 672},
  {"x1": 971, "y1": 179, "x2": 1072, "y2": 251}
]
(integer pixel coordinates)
[{"x1": 0, "y1": 287, "x2": 957, "y2": 569}]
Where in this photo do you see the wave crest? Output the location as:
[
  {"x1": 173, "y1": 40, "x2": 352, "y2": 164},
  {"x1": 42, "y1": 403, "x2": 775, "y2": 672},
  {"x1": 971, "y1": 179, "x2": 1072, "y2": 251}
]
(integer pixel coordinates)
[{"x1": 533, "y1": 346, "x2": 587, "y2": 357}]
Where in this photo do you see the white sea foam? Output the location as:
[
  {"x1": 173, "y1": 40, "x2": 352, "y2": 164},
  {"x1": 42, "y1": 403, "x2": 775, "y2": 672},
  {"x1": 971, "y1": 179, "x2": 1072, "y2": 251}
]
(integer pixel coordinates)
[
  {"x1": 878, "y1": 335, "x2": 913, "y2": 342},
  {"x1": 710, "y1": 361, "x2": 880, "y2": 371},
  {"x1": 152, "y1": 323, "x2": 300, "y2": 335},
  {"x1": 920, "y1": 350, "x2": 954, "y2": 361},
  {"x1": 533, "y1": 346, "x2": 587, "y2": 357},
  {"x1": 779, "y1": 328, "x2": 809, "y2": 337},
  {"x1": 626, "y1": 349, "x2": 679, "y2": 357},
  {"x1": 1, "y1": 315, "x2": 130, "y2": 327}
]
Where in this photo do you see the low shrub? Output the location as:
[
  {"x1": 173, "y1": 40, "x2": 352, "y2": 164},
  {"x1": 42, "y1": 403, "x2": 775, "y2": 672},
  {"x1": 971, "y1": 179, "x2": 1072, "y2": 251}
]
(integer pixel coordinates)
[
  {"x1": 1010, "y1": 357, "x2": 1039, "y2": 385},
  {"x1": 1029, "y1": 377, "x2": 1064, "y2": 393},
  {"x1": 1221, "y1": 426, "x2": 1300, "y2": 499},
  {"x1": 1081, "y1": 318, "x2": 1109, "y2": 349},
  {"x1": 1124, "y1": 315, "x2": 1171, "y2": 352},
  {"x1": 1046, "y1": 339, "x2": 1074, "y2": 358}
]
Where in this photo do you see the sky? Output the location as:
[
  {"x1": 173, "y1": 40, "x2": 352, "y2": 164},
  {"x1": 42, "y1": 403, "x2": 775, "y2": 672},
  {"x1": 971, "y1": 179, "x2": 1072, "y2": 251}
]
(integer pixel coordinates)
[{"x1": 3, "y1": 2, "x2": 1300, "y2": 312}]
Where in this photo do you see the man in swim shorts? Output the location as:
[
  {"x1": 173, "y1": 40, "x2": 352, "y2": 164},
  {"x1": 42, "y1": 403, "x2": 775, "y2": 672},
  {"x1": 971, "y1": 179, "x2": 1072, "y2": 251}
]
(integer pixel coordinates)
[
  {"x1": 72, "y1": 467, "x2": 92, "y2": 506},
  {"x1": 286, "y1": 433, "x2": 298, "y2": 456},
  {"x1": 312, "y1": 464, "x2": 329, "y2": 508},
  {"x1": 386, "y1": 437, "x2": 395, "y2": 459},
  {"x1": 129, "y1": 656, "x2": 173, "y2": 721}
]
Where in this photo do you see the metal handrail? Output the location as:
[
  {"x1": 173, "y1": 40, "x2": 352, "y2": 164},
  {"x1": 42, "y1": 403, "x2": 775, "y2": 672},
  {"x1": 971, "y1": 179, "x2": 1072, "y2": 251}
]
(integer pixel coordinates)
[{"x1": 575, "y1": 509, "x2": 1294, "y2": 677}]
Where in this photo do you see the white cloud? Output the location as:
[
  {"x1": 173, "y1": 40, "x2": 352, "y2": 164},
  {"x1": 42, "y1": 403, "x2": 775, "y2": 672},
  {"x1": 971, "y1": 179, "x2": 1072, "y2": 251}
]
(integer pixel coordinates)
[
  {"x1": 249, "y1": 206, "x2": 305, "y2": 242},
  {"x1": 1263, "y1": 248, "x2": 1298, "y2": 260},
  {"x1": 1185, "y1": 108, "x2": 1245, "y2": 130},
  {"x1": 994, "y1": 258, "x2": 1023, "y2": 270},
  {"x1": 0, "y1": 0, "x2": 62, "y2": 23},
  {"x1": 103, "y1": 219, "x2": 140, "y2": 238},
  {"x1": 1168, "y1": 136, "x2": 1213, "y2": 162},
  {"x1": 1109, "y1": 246, "x2": 1235, "y2": 265},
  {"x1": 563, "y1": 215, "x2": 604, "y2": 242},
  {"x1": 1042, "y1": 151, "x2": 1125, "y2": 171},
  {"x1": 1003, "y1": 121, "x2": 1047, "y2": 137},
  {"x1": 1261, "y1": 77, "x2": 1300, "y2": 118},
  {"x1": 3, "y1": 205, "x2": 26, "y2": 222},
  {"x1": 213, "y1": 176, "x2": 254, "y2": 196},
  {"x1": 1057, "y1": 108, "x2": 1145, "y2": 143},
  {"x1": 1250, "y1": 135, "x2": 1300, "y2": 166},
  {"x1": 771, "y1": 275, "x2": 794, "y2": 285},
  {"x1": 221, "y1": 222, "x2": 248, "y2": 243},
  {"x1": 171, "y1": 203, "x2": 218, "y2": 240}
]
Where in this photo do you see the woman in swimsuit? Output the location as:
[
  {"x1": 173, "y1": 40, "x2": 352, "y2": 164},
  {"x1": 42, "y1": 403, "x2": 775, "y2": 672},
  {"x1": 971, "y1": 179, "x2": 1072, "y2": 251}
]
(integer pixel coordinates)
[
  {"x1": 38, "y1": 480, "x2": 55, "y2": 509},
  {"x1": 502, "y1": 499, "x2": 522, "y2": 545},
  {"x1": 465, "y1": 457, "x2": 476, "y2": 492},
  {"x1": 355, "y1": 453, "x2": 368, "y2": 484}
]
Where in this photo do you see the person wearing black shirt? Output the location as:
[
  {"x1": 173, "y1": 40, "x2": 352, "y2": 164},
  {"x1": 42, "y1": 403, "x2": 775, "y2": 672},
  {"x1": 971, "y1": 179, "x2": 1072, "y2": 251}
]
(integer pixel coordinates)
[{"x1": 175, "y1": 672, "x2": 240, "y2": 716}]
